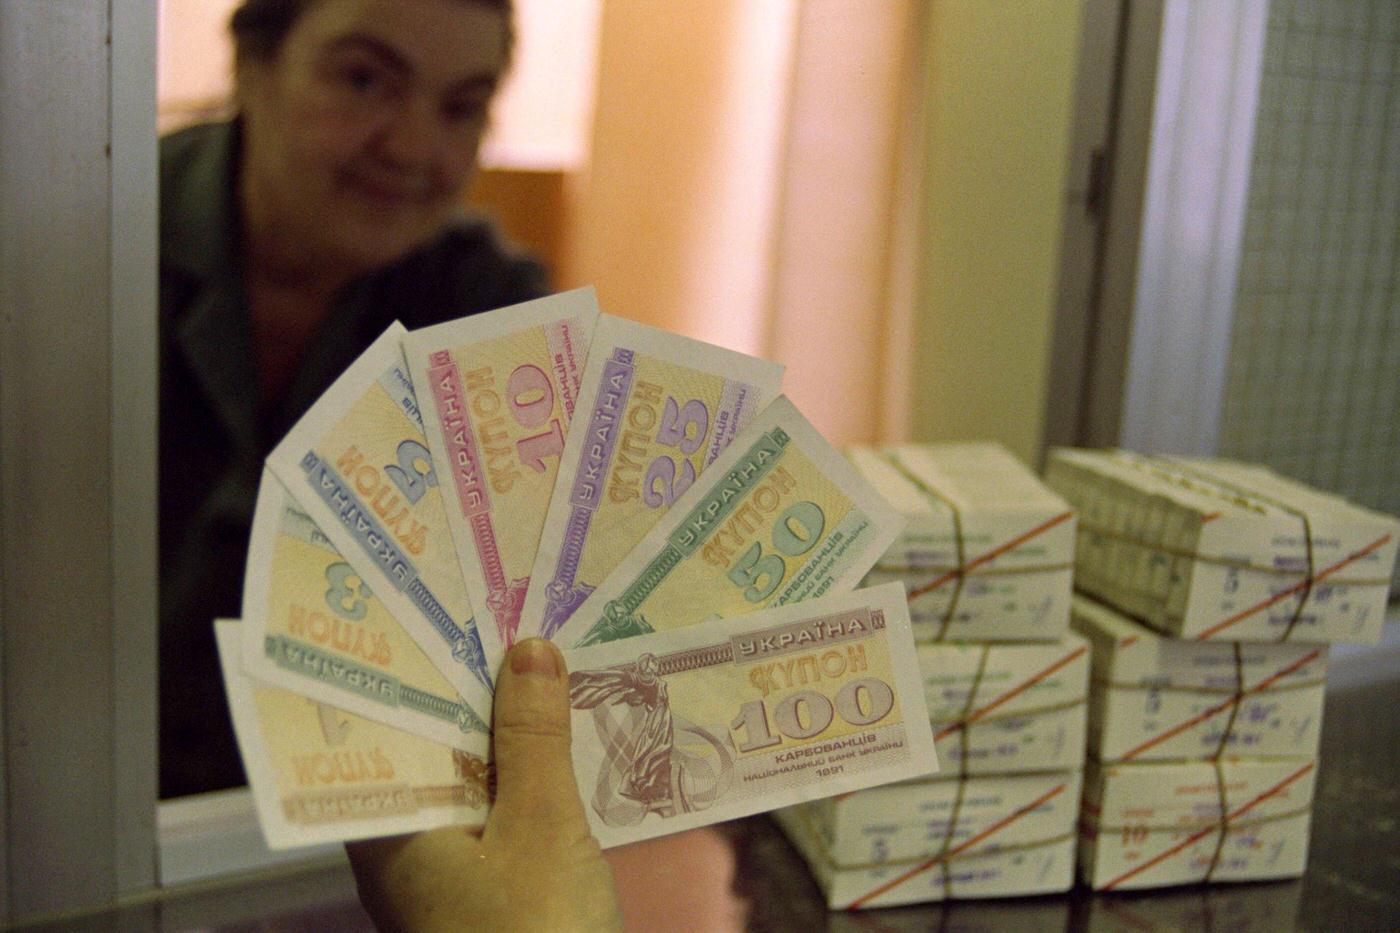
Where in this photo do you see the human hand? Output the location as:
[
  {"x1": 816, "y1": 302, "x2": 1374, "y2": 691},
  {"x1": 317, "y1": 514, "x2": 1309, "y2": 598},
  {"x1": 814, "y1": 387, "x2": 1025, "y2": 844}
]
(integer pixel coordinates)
[{"x1": 346, "y1": 638, "x2": 623, "y2": 932}]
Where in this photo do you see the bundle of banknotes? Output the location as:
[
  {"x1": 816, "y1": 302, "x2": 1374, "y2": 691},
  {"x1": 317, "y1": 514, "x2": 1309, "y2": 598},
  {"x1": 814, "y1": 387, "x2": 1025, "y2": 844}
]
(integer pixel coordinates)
[
  {"x1": 848, "y1": 443, "x2": 1078, "y2": 642},
  {"x1": 1045, "y1": 449, "x2": 1398, "y2": 643},
  {"x1": 1048, "y1": 449, "x2": 1399, "y2": 892},
  {"x1": 217, "y1": 287, "x2": 942, "y2": 850},
  {"x1": 776, "y1": 443, "x2": 1089, "y2": 907},
  {"x1": 1069, "y1": 594, "x2": 1328, "y2": 890}
]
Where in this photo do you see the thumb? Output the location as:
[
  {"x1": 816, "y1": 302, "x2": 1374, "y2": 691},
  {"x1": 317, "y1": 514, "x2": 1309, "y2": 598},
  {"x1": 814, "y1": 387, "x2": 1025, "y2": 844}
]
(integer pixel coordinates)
[{"x1": 488, "y1": 638, "x2": 591, "y2": 839}]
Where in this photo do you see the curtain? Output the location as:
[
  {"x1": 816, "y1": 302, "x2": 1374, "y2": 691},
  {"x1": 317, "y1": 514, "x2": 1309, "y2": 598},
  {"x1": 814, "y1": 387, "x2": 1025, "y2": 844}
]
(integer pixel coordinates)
[{"x1": 563, "y1": 0, "x2": 921, "y2": 445}]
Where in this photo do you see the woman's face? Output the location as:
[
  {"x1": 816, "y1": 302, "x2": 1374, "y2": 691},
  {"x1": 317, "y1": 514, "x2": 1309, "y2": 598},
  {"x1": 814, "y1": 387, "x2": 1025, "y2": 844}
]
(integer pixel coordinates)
[{"x1": 237, "y1": 0, "x2": 509, "y2": 275}]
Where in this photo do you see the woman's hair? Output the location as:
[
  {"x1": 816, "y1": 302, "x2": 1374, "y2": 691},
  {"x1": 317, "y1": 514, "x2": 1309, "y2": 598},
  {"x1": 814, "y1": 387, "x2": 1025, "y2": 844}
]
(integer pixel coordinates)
[{"x1": 230, "y1": 0, "x2": 513, "y2": 63}]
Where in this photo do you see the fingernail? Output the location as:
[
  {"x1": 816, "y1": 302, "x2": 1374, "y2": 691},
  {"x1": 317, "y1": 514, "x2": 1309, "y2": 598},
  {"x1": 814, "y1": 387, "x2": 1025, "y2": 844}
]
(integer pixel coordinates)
[{"x1": 510, "y1": 638, "x2": 562, "y2": 679}]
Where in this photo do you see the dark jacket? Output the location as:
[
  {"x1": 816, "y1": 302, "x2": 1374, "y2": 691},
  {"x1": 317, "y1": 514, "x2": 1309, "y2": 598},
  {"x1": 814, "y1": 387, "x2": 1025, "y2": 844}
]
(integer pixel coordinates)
[{"x1": 159, "y1": 121, "x2": 547, "y2": 798}]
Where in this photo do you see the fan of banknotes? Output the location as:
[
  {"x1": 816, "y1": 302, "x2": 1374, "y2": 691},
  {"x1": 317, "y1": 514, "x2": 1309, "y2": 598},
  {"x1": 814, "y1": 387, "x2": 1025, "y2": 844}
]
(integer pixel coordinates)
[{"x1": 218, "y1": 286, "x2": 939, "y2": 850}]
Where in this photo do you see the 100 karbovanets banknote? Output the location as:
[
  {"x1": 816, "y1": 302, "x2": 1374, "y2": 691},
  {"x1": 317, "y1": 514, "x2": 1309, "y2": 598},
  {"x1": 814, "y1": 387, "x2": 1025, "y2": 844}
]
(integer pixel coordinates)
[{"x1": 563, "y1": 582, "x2": 937, "y2": 848}]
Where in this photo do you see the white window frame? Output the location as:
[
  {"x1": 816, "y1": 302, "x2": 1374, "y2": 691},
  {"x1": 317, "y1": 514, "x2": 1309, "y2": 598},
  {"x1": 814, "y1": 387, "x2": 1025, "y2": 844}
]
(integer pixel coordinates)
[
  {"x1": 1070, "y1": 0, "x2": 1271, "y2": 454},
  {"x1": 0, "y1": 1, "x2": 337, "y2": 923},
  {"x1": 2, "y1": 0, "x2": 160, "y2": 922},
  {"x1": 157, "y1": 788, "x2": 345, "y2": 887},
  {"x1": 1117, "y1": 0, "x2": 1269, "y2": 455}
]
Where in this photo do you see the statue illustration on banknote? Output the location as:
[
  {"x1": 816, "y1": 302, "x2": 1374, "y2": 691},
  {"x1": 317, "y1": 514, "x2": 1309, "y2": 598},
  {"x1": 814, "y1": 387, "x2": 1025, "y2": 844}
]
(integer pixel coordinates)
[
  {"x1": 570, "y1": 654, "x2": 733, "y2": 825},
  {"x1": 451, "y1": 748, "x2": 493, "y2": 805},
  {"x1": 580, "y1": 600, "x2": 656, "y2": 646},
  {"x1": 541, "y1": 579, "x2": 594, "y2": 639}
]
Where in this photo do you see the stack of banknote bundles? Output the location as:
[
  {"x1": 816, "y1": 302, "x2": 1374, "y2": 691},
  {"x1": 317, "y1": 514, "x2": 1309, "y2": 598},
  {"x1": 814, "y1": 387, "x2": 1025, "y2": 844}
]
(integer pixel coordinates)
[
  {"x1": 1045, "y1": 448, "x2": 1399, "y2": 891},
  {"x1": 774, "y1": 444, "x2": 1088, "y2": 907},
  {"x1": 1071, "y1": 595, "x2": 1325, "y2": 889},
  {"x1": 217, "y1": 287, "x2": 948, "y2": 851},
  {"x1": 1073, "y1": 596, "x2": 1328, "y2": 763}
]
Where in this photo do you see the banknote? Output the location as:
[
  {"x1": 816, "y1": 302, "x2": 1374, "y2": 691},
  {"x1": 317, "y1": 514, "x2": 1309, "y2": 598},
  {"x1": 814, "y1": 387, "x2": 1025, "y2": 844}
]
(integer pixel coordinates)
[
  {"x1": 563, "y1": 582, "x2": 938, "y2": 848},
  {"x1": 242, "y1": 468, "x2": 491, "y2": 751},
  {"x1": 550, "y1": 396, "x2": 905, "y2": 648},
  {"x1": 266, "y1": 323, "x2": 497, "y2": 708},
  {"x1": 214, "y1": 621, "x2": 490, "y2": 849},
  {"x1": 520, "y1": 314, "x2": 785, "y2": 642},
  {"x1": 403, "y1": 289, "x2": 599, "y2": 654}
]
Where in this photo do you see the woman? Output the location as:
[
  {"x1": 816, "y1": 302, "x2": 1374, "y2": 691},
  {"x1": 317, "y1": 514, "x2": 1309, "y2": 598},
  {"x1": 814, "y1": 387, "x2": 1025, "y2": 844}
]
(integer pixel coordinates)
[
  {"x1": 160, "y1": 2, "x2": 632, "y2": 928},
  {"x1": 158, "y1": 0, "x2": 546, "y2": 800}
]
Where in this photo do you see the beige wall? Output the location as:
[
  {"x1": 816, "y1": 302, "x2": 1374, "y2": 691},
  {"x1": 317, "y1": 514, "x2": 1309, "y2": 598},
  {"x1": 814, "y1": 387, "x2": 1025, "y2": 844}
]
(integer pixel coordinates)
[
  {"x1": 156, "y1": 0, "x2": 599, "y2": 167},
  {"x1": 767, "y1": 0, "x2": 919, "y2": 446},
  {"x1": 567, "y1": 0, "x2": 919, "y2": 445},
  {"x1": 908, "y1": 1, "x2": 1083, "y2": 464},
  {"x1": 564, "y1": 0, "x2": 795, "y2": 356}
]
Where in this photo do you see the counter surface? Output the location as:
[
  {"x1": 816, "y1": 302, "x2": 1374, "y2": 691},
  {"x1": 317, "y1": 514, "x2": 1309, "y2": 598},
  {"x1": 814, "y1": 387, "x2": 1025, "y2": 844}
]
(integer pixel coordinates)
[
  {"x1": 732, "y1": 623, "x2": 1400, "y2": 931},
  {"x1": 23, "y1": 620, "x2": 1398, "y2": 932}
]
